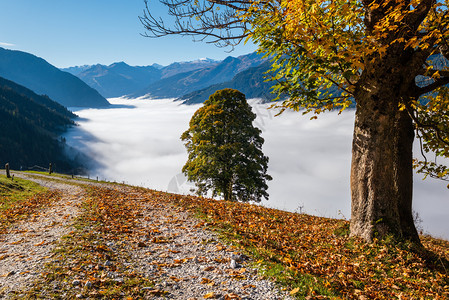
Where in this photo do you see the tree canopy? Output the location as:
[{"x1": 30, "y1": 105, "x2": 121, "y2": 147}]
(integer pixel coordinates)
[
  {"x1": 181, "y1": 88, "x2": 272, "y2": 202},
  {"x1": 248, "y1": 0, "x2": 449, "y2": 180}
]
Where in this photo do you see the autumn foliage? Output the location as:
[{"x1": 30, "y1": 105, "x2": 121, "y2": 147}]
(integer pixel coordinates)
[{"x1": 171, "y1": 194, "x2": 449, "y2": 299}]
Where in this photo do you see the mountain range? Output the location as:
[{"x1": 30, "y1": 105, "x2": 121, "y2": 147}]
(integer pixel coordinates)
[
  {"x1": 0, "y1": 47, "x2": 109, "y2": 108},
  {"x1": 62, "y1": 58, "x2": 221, "y2": 99},
  {"x1": 72, "y1": 62, "x2": 162, "y2": 99},
  {"x1": 65, "y1": 52, "x2": 277, "y2": 102}
]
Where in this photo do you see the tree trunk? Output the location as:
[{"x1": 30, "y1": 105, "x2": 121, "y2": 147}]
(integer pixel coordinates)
[{"x1": 350, "y1": 80, "x2": 420, "y2": 243}]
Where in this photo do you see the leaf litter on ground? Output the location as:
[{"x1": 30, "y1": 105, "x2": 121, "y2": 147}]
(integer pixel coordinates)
[{"x1": 2, "y1": 173, "x2": 448, "y2": 299}]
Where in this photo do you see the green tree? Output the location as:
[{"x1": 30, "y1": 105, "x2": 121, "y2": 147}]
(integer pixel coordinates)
[
  {"x1": 181, "y1": 88, "x2": 272, "y2": 201},
  {"x1": 141, "y1": 0, "x2": 449, "y2": 243}
]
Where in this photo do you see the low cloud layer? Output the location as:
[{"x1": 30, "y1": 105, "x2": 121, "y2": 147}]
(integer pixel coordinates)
[{"x1": 64, "y1": 98, "x2": 449, "y2": 240}]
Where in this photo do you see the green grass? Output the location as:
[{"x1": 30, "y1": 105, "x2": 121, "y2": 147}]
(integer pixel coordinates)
[
  {"x1": 0, "y1": 174, "x2": 47, "y2": 201},
  {"x1": 0, "y1": 174, "x2": 47, "y2": 215}
]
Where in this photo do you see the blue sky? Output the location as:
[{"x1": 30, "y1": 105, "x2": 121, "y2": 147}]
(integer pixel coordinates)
[{"x1": 0, "y1": 0, "x2": 256, "y2": 68}]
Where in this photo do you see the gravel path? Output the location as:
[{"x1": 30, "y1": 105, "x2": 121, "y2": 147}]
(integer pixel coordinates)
[
  {"x1": 130, "y1": 198, "x2": 293, "y2": 300},
  {"x1": 0, "y1": 174, "x2": 84, "y2": 298},
  {"x1": 1, "y1": 173, "x2": 292, "y2": 299}
]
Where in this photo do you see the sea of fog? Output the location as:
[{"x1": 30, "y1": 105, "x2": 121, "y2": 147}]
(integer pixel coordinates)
[{"x1": 64, "y1": 98, "x2": 449, "y2": 240}]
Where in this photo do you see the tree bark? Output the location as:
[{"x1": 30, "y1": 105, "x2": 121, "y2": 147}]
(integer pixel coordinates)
[{"x1": 350, "y1": 72, "x2": 420, "y2": 243}]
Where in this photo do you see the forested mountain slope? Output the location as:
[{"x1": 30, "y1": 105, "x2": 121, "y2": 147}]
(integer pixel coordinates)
[{"x1": 0, "y1": 76, "x2": 80, "y2": 172}]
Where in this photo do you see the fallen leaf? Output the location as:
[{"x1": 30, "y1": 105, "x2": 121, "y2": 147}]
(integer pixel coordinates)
[
  {"x1": 290, "y1": 287, "x2": 300, "y2": 295},
  {"x1": 225, "y1": 293, "x2": 241, "y2": 300},
  {"x1": 201, "y1": 278, "x2": 215, "y2": 286}
]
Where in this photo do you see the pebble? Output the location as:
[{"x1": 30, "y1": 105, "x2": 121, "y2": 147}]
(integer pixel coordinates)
[
  {"x1": 72, "y1": 279, "x2": 81, "y2": 286},
  {"x1": 230, "y1": 259, "x2": 238, "y2": 269}
]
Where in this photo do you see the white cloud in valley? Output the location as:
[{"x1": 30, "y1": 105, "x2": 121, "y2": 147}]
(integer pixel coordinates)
[{"x1": 64, "y1": 98, "x2": 449, "y2": 240}]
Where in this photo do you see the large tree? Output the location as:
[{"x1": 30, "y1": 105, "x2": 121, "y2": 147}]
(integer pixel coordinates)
[
  {"x1": 181, "y1": 88, "x2": 272, "y2": 201},
  {"x1": 141, "y1": 0, "x2": 449, "y2": 243}
]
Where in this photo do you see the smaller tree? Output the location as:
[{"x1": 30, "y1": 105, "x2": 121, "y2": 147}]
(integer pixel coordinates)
[{"x1": 181, "y1": 88, "x2": 272, "y2": 202}]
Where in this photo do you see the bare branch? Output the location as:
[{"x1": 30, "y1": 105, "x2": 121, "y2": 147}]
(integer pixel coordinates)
[{"x1": 139, "y1": 0, "x2": 255, "y2": 48}]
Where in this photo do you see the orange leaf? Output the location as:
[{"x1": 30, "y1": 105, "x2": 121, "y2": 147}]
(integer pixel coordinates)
[
  {"x1": 34, "y1": 241, "x2": 46, "y2": 246},
  {"x1": 204, "y1": 292, "x2": 216, "y2": 299}
]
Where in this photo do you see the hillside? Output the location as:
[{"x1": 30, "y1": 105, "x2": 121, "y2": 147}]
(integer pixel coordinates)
[
  {"x1": 1, "y1": 172, "x2": 448, "y2": 299},
  {"x1": 0, "y1": 47, "x2": 109, "y2": 108},
  {"x1": 0, "y1": 76, "x2": 81, "y2": 173}
]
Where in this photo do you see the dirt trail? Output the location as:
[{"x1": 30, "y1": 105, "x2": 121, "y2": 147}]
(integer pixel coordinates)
[
  {"x1": 0, "y1": 173, "x2": 291, "y2": 299},
  {"x1": 0, "y1": 174, "x2": 84, "y2": 298}
]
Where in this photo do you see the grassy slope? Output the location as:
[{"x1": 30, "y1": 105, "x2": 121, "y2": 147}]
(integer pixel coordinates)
[
  {"x1": 3, "y1": 172, "x2": 449, "y2": 299},
  {"x1": 0, "y1": 174, "x2": 60, "y2": 233}
]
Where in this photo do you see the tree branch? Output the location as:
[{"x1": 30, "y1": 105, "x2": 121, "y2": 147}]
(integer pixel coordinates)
[
  {"x1": 405, "y1": 0, "x2": 436, "y2": 33},
  {"x1": 416, "y1": 76, "x2": 449, "y2": 96},
  {"x1": 140, "y1": 0, "x2": 254, "y2": 47}
]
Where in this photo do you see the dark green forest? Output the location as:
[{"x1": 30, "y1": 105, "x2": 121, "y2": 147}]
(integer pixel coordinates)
[{"x1": 0, "y1": 76, "x2": 82, "y2": 173}]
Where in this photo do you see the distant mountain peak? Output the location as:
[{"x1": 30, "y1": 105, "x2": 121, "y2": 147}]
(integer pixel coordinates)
[{"x1": 109, "y1": 61, "x2": 129, "y2": 67}]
